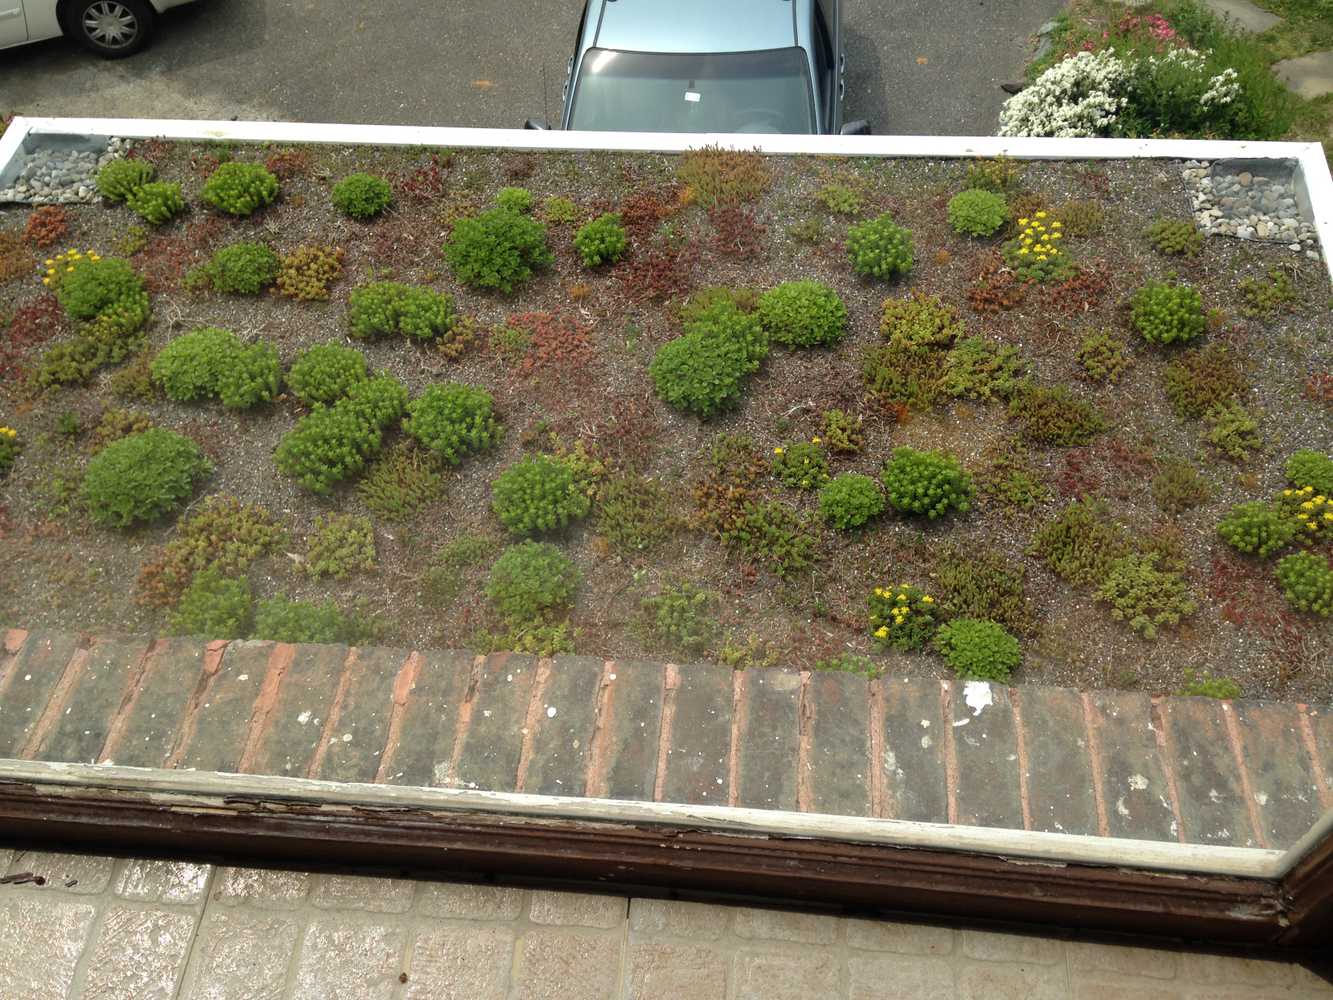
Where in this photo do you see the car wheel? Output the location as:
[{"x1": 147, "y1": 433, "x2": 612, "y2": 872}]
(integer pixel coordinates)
[{"x1": 69, "y1": 0, "x2": 155, "y2": 58}]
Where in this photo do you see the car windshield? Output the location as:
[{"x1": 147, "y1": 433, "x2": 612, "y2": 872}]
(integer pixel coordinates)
[{"x1": 569, "y1": 48, "x2": 816, "y2": 133}]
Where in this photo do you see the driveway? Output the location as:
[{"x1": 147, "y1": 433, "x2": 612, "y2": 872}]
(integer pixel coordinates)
[{"x1": 0, "y1": 0, "x2": 1064, "y2": 135}]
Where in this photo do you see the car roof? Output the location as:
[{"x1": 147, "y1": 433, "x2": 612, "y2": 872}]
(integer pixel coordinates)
[{"x1": 592, "y1": 0, "x2": 799, "y2": 55}]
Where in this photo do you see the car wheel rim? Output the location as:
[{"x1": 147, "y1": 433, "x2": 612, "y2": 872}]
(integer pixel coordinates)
[{"x1": 82, "y1": 1, "x2": 139, "y2": 48}]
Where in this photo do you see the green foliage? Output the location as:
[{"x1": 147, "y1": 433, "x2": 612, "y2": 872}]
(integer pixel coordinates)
[
  {"x1": 276, "y1": 245, "x2": 344, "y2": 301},
  {"x1": 947, "y1": 188, "x2": 1008, "y2": 237},
  {"x1": 649, "y1": 300, "x2": 768, "y2": 418},
  {"x1": 933, "y1": 619, "x2": 1021, "y2": 682},
  {"x1": 881, "y1": 447, "x2": 973, "y2": 518},
  {"x1": 1130, "y1": 281, "x2": 1205, "y2": 345},
  {"x1": 1287, "y1": 450, "x2": 1333, "y2": 494},
  {"x1": 490, "y1": 454, "x2": 591, "y2": 536},
  {"x1": 819, "y1": 473, "x2": 885, "y2": 530},
  {"x1": 720, "y1": 501, "x2": 816, "y2": 578},
  {"x1": 1054, "y1": 199, "x2": 1105, "y2": 237},
  {"x1": 358, "y1": 441, "x2": 445, "y2": 521},
  {"x1": 252, "y1": 596, "x2": 372, "y2": 644},
  {"x1": 1203, "y1": 401, "x2": 1262, "y2": 462},
  {"x1": 275, "y1": 375, "x2": 408, "y2": 493},
  {"x1": 96, "y1": 158, "x2": 155, "y2": 202},
  {"x1": 1008, "y1": 382, "x2": 1105, "y2": 446},
  {"x1": 675, "y1": 286, "x2": 759, "y2": 325},
  {"x1": 596, "y1": 475, "x2": 674, "y2": 555},
  {"x1": 573, "y1": 213, "x2": 627, "y2": 267},
  {"x1": 977, "y1": 437, "x2": 1050, "y2": 512},
  {"x1": 1179, "y1": 670, "x2": 1242, "y2": 700},
  {"x1": 486, "y1": 540, "x2": 580, "y2": 624},
  {"x1": 1146, "y1": 218, "x2": 1203, "y2": 256},
  {"x1": 1162, "y1": 343, "x2": 1247, "y2": 419},
  {"x1": 54, "y1": 256, "x2": 144, "y2": 320},
  {"x1": 1027, "y1": 500, "x2": 1131, "y2": 586},
  {"x1": 1238, "y1": 268, "x2": 1300, "y2": 318},
  {"x1": 861, "y1": 340, "x2": 944, "y2": 407},
  {"x1": 542, "y1": 196, "x2": 578, "y2": 224},
  {"x1": 812, "y1": 653, "x2": 881, "y2": 678},
  {"x1": 347, "y1": 281, "x2": 456, "y2": 341},
  {"x1": 303, "y1": 513, "x2": 376, "y2": 579},
  {"x1": 169, "y1": 568, "x2": 252, "y2": 638},
  {"x1": 756, "y1": 280, "x2": 846, "y2": 348},
  {"x1": 1217, "y1": 501, "x2": 1294, "y2": 557},
  {"x1": 639, "y1": 582, "x2": 719, "y2": 658},
  {"x1": 193, "y1": 242, "x2": 279, "y2": 295},
  {"x1": 420, "y1": 533, "x2": 494, "y2": 609},
  {"x1": 1275, "y1": 551, "x2": 1332, "y2": 616},
  {"x1": 869, "y1": 582, "x2": 939, "y2": 651},
  {"x1": 125, "y1": 181, "x2": 185, "y2": 225},
  {"x1": 1095, "y1": 552, "x2": 1197, "y2": 639},
  {"x1": 402, "y1": 383, "x2": 501, "y2": 465},
  {"x1": 151, "y1": 327, "x2": 280, "y2": 409},
  {"x1": 331, "y1": 172, "x2": 393, "y2": 219},
  {"x1": 963, "y1": 156, "x2": 1022, "y2": 193},
  {"x1": 1151, "y1": 458, "x2": 1211, "y2": 514},
  {"x1": 0, "y1": 426, "x2": 22, "y2": 476},
  {"x1": 677, "y1": 145, "x2": 771, "y2": 208},
  {"x1": 1003, "y1": 212, "x2": 1073, "y2": 282},
  {"x1": 496, "y1": 186, "x2": 534, "y2": 214},
  {"x1": 820, "y1": 409, "x2": 864, "y2": 455},
  {"x1": 772, "y1": 441, "x2": 830, "y2": 490},
  {"x1": 81, "y1": 429, "x2": 210, "y2": 529},
  {"x1": 1077, "y1": 330, "x2": 1132, "y2": 384},
  {"x1": 816, "y1": 183, "x2": 862, "y2": 215},
  {"x1": 200, "y1": 161, "x2": 279, "y2": 216},
  {"x1": 90, "y1": 408, "x2": 153, "y2": 451},
  {"x1": 444, "y1": 206, "x2": 554, "y2": 293},
  {"x1": 933, "y1": 545, "x2": 1034, "y2": 636},
  {"x1": 846, "y1": 213, "x2": 914, "y2": 279},
  {"x1": 879, "y1": 293, "x2": 963, "y2": 349},
  {"x1": 939, "y1": 337, "x2": 1024, "y2": 401},
  {"x1": 286, "y1": 343, "x2": 368, "y2": 407}
]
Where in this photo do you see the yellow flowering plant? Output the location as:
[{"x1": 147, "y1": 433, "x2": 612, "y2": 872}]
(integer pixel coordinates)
[
  {"x1": 1278, "y1": 485, "x2": 1331, "y2": 546},
  {"x1": 1001, "y1": 213, "x2": 1074, "y2": 283},
  {"x1": 869, "y1": 583, "x2": 939, "y2": 651},
  {"x1": 0, "y1": 424, "x2": 21, "y2": 475},
  {"x1": 771, "y1": 440, "x2": 830, "y2": 491},
  {"x1": 38, "y1": 247, "x2": 102, "y2": 291}
]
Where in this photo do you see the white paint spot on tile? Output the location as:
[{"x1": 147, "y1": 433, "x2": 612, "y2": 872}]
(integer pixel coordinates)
[
  {"x1": 297, "y1": 710, "x2": 312, "y2": 725},
  {"x1": 341, "y1": 733, "x2": 352, "y2": 743},
  {"x1": 1116, "y1": 797, "x2": 1131, "y2": 818},
  {"x1": 483, "y1": 710, "x2": 492, "y2": 718},
  {"x1": 920, "y1": 719, "x2": 930, "y2": 728},
  {"x1": 237, "y1": 674, "x2": 249, "y2": 681},
  {"x1": 963, "y1": 682, "x2": 992, "y2": 716},
  {"x1": 921, "y1": 735, "x2": 932, "y2": 749},
  {"x1": 1128, "y1": 774, "x2": 1149, "y2": 791},
  {"x1": 546, "y1": 706, "x2": 557, "y2": 718},
  {"x1": 609, "y1": 673, "x2": 617, "y2": 680},
  {"x1": 1208, "y1": 788, "x2": 1223, "y2": 804},
  {"x1": 1254, "y1": 791, "x2": 1268, "y2": 806},
  {"x1": 953, "y1": 718, "x2": 970, "y2": 728}
]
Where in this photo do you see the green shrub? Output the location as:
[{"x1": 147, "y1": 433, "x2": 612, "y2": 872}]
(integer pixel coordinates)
[
  {"x1": 879, "y1": 293, "x2": 963, "y2": 349},
  {"x1": 720, "y1": 500, "x2": 816, "y2": 578},
  {"x1": 34, "y1": 251, "x2": 151, "y2": 387},
  {"x1": 862, "y1": 340, "x2": 944, "y2": 407},
  {"x1": 649, "y1": 301, "x2": 768, "y2": 418},
  {"x1": 303, "y1": 513, "x2": 376, "y2": 579},
  {"x1": 596, "y1": 475, "x2": 674, "y2": 555},
  {"x1": 276, "y1": 244, "x2": 344, "y2": 301},
  {"x1": 491, "y1": 454, "x2": 591, "y2": 536},
  {"x1": 573, "y1": 213, "x2": 627, "y2": 267},
  {"x1": 869, "y1": 583, "x2": 939, "y2": 651},
  {"x1": 275, "y1": 375, "x2": 408, "y2": 493},
  {"x1": 486, "y1": 540, "x2": 580, "y2": 624},
  {"x1": 881, "y1": 447, "x2": 973, "y2": 518},
  {"x1": 977, "y1": 437, "x2": 1049, "y2": 512},
  {"x1": 772, "y1": 440, "x2": 830, "y2": 490},
  {"x1": 169, "y1": 568, "x2": 252, "y2": 638},
  {"x1": 1150, "y1": 458, "x2": 1210, "y2": 514},
  {"x1": 1027, "y1": 500, "x2": 1131, "y2": 586},
  {"x1": 1054, "y1": 199, "x2": 1105, "y2": 237},
  {"x1": 200, "y1": 162, "x2": 279, "y2": 216},
  {"x1": 820, "y1": 473, "x2": 885, "y2": 530},
  {"x1": 1008, "y1": 383, "x2": 1105, "y2": 446},
  {"x1": 151, "y1": 327, "x2": 280, "y2": 409},
  {"x1": 542, "y1": 196, "x2": 578, "y2": 224},
  {"x1": 639, "y1": 582, "x2": 719, "y2": 658},
  {"x1": 1146, "y1": 218, "x2": 1203, "y2": 257},
  {"x1": 81, "y1": 428, "x2": 210, "y2": 529},
  {"x1": 444, "y1": 206, "x2": 554, "y2": 293},
  {"x1": 194, "y1": 242, "x2": 280, "y2": 295},
  {"x1": 933, "y1": 544, "x2": 1034, "y2": 636},
  {"x1": 933, "y1": 619, "x2": 1021, "y2": 682},
  {"x1": 1275, "y1": 551, "x2": 1332, "y2": 616},
  {"x1": 347, "y1": 281, "x2": 456, "y2": 341},
  {"x1": 54, "y1": 256, "x2": 145, "y2": 320},
  {"x1": 1178, "y1": 670, "x2": 1242, "y2": 700},
  {"x1": 1203, "y1": 401, "x2": 1262, "y2": 462},
  {"x1": 1162, "y1": 344, "x2": 1247, "y2": 419},
  {"x1": 1095, "y1": 552, "x2": 1197, "y2": 639},
  {"x1": 1286, "y1": 450, "x2": 1333, "y2": 495},
  {"x1": 846, "y1": 213, "x2": 914, "y2": 279},
  {"x1": 1217, "y1": 501, "x2": 1294, "y2": 557},
  {"x1": 125, "y1": 181, "x2": 185, "y2": 225},
  {"x1": 96, "y1": 158, "x2": 155, "y2": 202},
  {"x1": 820, "y1": 409, "x2": 864, "y2": 455},
  {"x1": 1002, "y1": 212, "x2": 1073, "y2": 282},
  {"x1": 816, "y1": 183, "x2": 862, "y2": 215},
  {"x1": 358, "y1": 441, "x2": 446, "y2": 522},
  {"x1": 964, "y1": 156, "x2": 1023, "y2": 193},
  {"x1": 331, "y1": 173, "x2": 393, "y2": 219},
  {"x1": 756, "y1": 281, "x2": 846, "y2": 348},
  {"x1": 1130, "y1": 281, "x2": 1205, "y2": 345},
  {"x1": 939, "y1": 337, "x2": 1024, "y2": 401},
  {"x1": 286, "y1": 343, "x2": 368, "y2": 406},
  {"x1": 496, "y1": 186, "x2": 534, "y2": 214},
  {"x1": 402, "y1": 383, "x2": 501, "y2": 465},
  {"x1": 252, "y1": 596, "x2": 371, "y2": 644},
  {"x1": 947, "y1": 188, "x2": 1008, "y2": 237}
]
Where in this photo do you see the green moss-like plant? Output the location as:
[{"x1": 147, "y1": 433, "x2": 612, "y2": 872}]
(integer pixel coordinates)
[
  {"x1": 947, "y1": 188, "x2": 1008, "y2": 237},
  {"x1": 881, "y1": 447, "x2": 973, "y2": 519},
  {"x1": 331, "y1": 173, "x2": 393, "y2": 219},
  {"x1": 286, "y1": 343, "x2": 368, "y2": 407},
  {"x1": 933, "y1": 619, "x2": 1020, "y2": 682},
  {"x1": 573, "y1": 213, "x2": 627, "y2": 267},
  {"x1": 1095, "y1": 552, "x2": 1197, "y2": 639},
  {"x1": 820, "y1": 473, "x2": 886, "y2": 530},
  {"x1": 756, "y1": 281, "x2": 846, "y2": 348},
  {"x1": 491, "y1": 454, "x2": 591, "y2": 536},
  {"x1": 347, "y1": 281, "x2": 456, "y2": 341},
  {"x1": 402, "y1": 383, "x2": 501, "y2": 465},
  {"x1": 81, "y1": 428, "x2": 210, "y2": 529},
  {"x1": 1130, "y1": 281, "x2": 1205, "y2": 345},
  {"x1": 846, "y1": 213, "x2": 913, "y2": 280},
  {"x1": 200, "y1": 162, "x2": 279, "y2": 216},
  {"x1": 649, "y1": 300, "x2": 768, "y2": 418},
  {"x1": 444, "y1": 206, "x2": 554, "y2": 293},
  {"x1": 485, "y1": 540, "x2": 580, "y2": 624}
]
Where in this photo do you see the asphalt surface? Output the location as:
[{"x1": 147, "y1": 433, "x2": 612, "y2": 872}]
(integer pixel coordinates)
[{"x1": 0, "y1": 0, "x2": 1065, "y2": 135}]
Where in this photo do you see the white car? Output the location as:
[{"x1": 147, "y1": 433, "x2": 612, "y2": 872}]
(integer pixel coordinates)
[{"x1": 1, "y1": 0, "x2": 200, "y2": 57}]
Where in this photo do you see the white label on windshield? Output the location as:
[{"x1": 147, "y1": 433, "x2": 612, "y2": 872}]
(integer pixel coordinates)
[{"x1": 684, "y1": 91, "x2": 701, "y2": 103}]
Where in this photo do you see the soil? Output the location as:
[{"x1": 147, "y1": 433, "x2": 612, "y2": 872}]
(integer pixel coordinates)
[{"x1": 0, "y1": 141, "x2": 1329, "y2": 702}]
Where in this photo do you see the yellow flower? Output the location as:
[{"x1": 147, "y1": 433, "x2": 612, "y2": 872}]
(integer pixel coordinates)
[
  {"x1": 1051, "y1": 221, "x2": 1062, "y2": 228},
  {"x1": 1283, "y1": 489, "x2": 1293, "y2": 496},
  {"x1": 1298, "y1": 512, "x2": 1309, "y2": 519},
  {"x1": 1307, "y1": 522, "x2": 1317, "y2": 530},
  {"x1": 874, "y1": 626, "x2": 888, "y2": 638},
  {"x1": 1037, "y1": 255, "x2": 1048, "y2": 262},
  {"x1": 41, "y1": 277, "x2": 50, "y2": 285},
  {"x1": 1035, "y1": 211, "x2": 1047, "y2": 219},
  {"x1": 44, "y1": 258, "x2": 54, "y2": 266},
  {"x1": 1017, "y1": 217, "x2": 1029, "y2": 225},
  {"x1": 811, "y1": 437, "x2": 822, "y2": 445},
  {"x1": 1301, "y1": 501, "x2": 1315, "y2": 510},
  {"x1": 922, "y1": 595, "x2": 934, "y2": 603},
  {"x1": 1315, "y1": 496, "x2": 1327, "y2": 504},
  {"x1": 1051, "y1": 232, "x2": 1063, "y2": 239},
  {"x1": 774, "y1": 447, "x2": 784, "y2": 455},
  {"x1": 66, "y1": 266, "x2": 75, "y2": 272},
  {"x1": 1324, "y1": 512, "x2": 1333, "y2": 521},
  {"x1": 1018, "y1": 248, "x2": 1029, "y2": 256}
]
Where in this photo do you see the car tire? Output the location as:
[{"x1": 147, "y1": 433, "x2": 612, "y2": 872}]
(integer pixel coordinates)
[{"x1": 68, "y1": 0, "x2": 155, "y2": 58}]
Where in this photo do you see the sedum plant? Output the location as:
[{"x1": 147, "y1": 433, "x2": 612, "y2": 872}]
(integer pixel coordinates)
[
  {"x1": 486, "y1": 540, "x2": 580, "y2": 625},
  {"x1": 1275, "y1": 551, "x2": 1332, "y2": 616},
  {"x1": 402, "y1": 383, "x2": 502, "y2": 465},
  {"x1": 881, "y1": 446, "x2": 973, "y2": 518},
  {"x1": 490, "y1": 454, "x2": 591, "y2": 536},
  {"x1": 573, "y1": 213, "x2": 627, "y2": 267},
  {"x1": 869, "y1": 583, "x2": 939, "y2": 651},
  {"x1": 192, "y1": 242, "x2": 280, "y2": 295},
  {"x1": 151, "y1": 327, "x2": 280, "y2": 409},
  {"x1": 1131, "y1": 280, "x2": 1205, "y2": 345},
  {"x1": 286, "y1": 343, "x2": 368, "y2": 406},
  {"x1": 331, "y1": 172, "x2": 393, "y2": 219},
  {"x1": 200, "y1": 162, "x2": 279, "y2": 216},
  {"x1": 933, "y1": 619, "x2": 1020, "y2": 682},
  {"x1": 756, "y1": 280, "x2": 846, "y2": 348},
  {"x1": 96, "y1": 158, "x2": 155, "y2": 202},
  {"x1": 444, "y1": 206, "x2": 554, "y2": 293},
  {"x1": 820, "y1": 473, "x2": 885, "y2": 530},
  {"x1": 1095, "y1": 552, "x2": 1197, "y2": 639},
  {"x1": 846, "y1": 213, "x2": 914, "y2": 279},
  {"x1": 947, "y1": 188, "x2": 1008, "y2": 237},
  {"x1": 275, "y1": 375, "x2": 408, "y2": 493},
  {"x1": 1217, "y1": 501, "x2": 1294, "y2": 557},
  {"x1": 125, "y1": 181, "x2": 186, "y2": 225},
  {"x1": 81, "y1": 428, "x2": 210, "y2": 529},
  {"x1": 649, "y1": 300, "x2": 768, "y2": 418},
  {"x1": 347, "y1": 281, "x2": 456, "y2": 341}
]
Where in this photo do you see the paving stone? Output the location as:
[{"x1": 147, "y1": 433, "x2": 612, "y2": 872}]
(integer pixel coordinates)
[
  {"x1": 845, "y1": 918, "x2": 955, "y2": 955},
  {"x1": 734, "y1": 951, "x2": 839, "y2": 1000},
  {"x1": 175, "y1": 640, "x2": 279, "y2": 773},
  {"x1": 1202, "y1": 0, "x2": 1282, "y2": 32},
  {"x1": 848, "y1": 953, "x2": 955, "y2": 1000},
  {"x1": 529, "y1": 890, "x2": 627, "y2": 928},
  {"x1": 948, "y1": 682, "x2": 1024, "y2": 829},
  {"x1": 293, "y1": 915, "x2": 408, "y2": 1000},
  {"x1": 406, "y1": 924, "x2": 514, "y2": 1000},
  {"x1": 1162, "y1": 698, "x2": 1256, "y2": 846},
  {"x1": 107, "y1": 637, "x2": 207, "y2": 768},
  {"x1": 515, "y1": 928, "x2": 622, "y2": 1000},
  {"x1": 179, "y1": 907, "x2": 302, "y2": 1000},
  {"x1": 734, "y1": 668, "x2": 799, "y2": 810},
  {"x1": 1231, "y1": 702, "x2": 1323, "y2": 849},
  {"x1": 0, "y1": 630, "x2": 81, "y2": 756},
  {"x1": 416, "y1": 881, "x2": 526, "y2": 920},
  {"x1": 451, "y1": 652, "x2": 538, "y2": 791},
  {"x1": 311, "y1": 645, "x2": 410, "y2": 784},
  {"x1": 590, "y1": 660, "x2": 663, "y2": 801},
  {"x1": 380, "y1": 649, "x2": 471, "y2": 787},
  {"x1": 1178, "y1": 948, "x2": 1296, "y2": 986},
  {"x1": 521, "y1": 656, "x2": 604, "y2": 796},
  {"x1": 212, "y1": 866, "x2": 311, "y2": 908},
  {"x1": 0, "y1": 894, "x2": 96, "y2": 1000},
  {"x1": 4, "y1": 850, "x2": 116, "y2": 894},
  {"x1": 806, "y1": 670, "x2": 872, "y2": 816},
  {"x1": 733, "y1": 905, "x2": 838, "y2": 944},
  {"x1": 661, "y1": 662, "x2": 732, "y2": 805},
  {"x1": 962, "y1": 928, "x2": 1066, "y2": 964},
  {"x1": 627, "y1": 897, "x2": 731, "y2": 938},
  {"x1": 1068, "y1": 939, "x2": 1181, "y2": 980},
  {"x1": 30, "y1": 635, "x2": 151, "y2": 764},
  {"x1": 311, "y1": 873, "x2": 415, "y2": 913},
  {"x1": 1086, "y1": 691, "x2": 1178, "y2": 842},
  {"x1": 625, "y1": 942, "x2": 729, "y2": 1000},
  {"x1": 1019, "y1": 687, "x2": 1099, "y2": 835},
  {"x1": 1274, "y1": 50, "x2": 1333, "y2": 101},
  {"x1": 245, "y1": 643, "x2": 352, "y2": 777},
  {"x1": 879, "y1": 678, "x2": 948, "y2": 823},
  {"x1": 80, "y1": 904, "x2": 197, "y2": 1000},
  {"x1": 955, "y1": 959, "x2": 1069, "y2": 999},
  {"x1": 114, "y1": 858, "x2": 212, "y2": 904}
]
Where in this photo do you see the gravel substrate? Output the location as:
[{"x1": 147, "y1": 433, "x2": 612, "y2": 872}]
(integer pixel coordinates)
[
  {"x1": 1182, "y1": 159, "x2": 1322, "y2": 261},
  {"x1": 0, "y1": 137, "x2": 129, "y2": 205}
]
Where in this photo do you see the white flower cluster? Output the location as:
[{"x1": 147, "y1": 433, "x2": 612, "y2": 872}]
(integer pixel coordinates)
[
  {"x1": 998, "y1": 49, "x2": 1130, "y2": 138},
  {"x1": 1200, "y1": 67, "x2": 1241, "y2": 107}
]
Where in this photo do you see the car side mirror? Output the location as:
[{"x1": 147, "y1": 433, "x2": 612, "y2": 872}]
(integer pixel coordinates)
[
  {"x1": 524, "y1": 118, "x2": 550, "y2": 130},
  {"x1": 840, "y1": 120, "x2": 871, "y2": 136}
]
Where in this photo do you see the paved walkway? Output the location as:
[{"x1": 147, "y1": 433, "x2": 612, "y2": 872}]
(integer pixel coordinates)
[{"x1": 1, "y1": 847, "x2": 1329, "y2": 1000}]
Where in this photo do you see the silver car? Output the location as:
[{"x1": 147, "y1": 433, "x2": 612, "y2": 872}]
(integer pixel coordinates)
[
  {"x1": 528, "y1": 0, "x2": 869, "y2": 135},
  {"x1": 0, "y1": 0, "x2": 201, "y2": 57}
]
